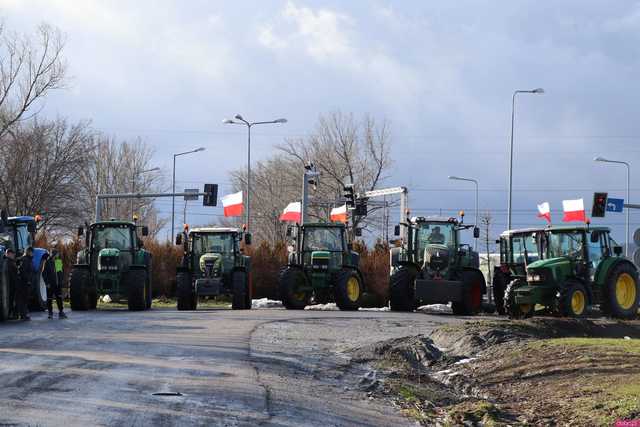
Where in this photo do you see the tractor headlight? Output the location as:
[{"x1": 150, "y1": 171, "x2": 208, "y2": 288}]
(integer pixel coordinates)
[{"x1": 527, "y1": 272, "x2": 545, "y2": 282}]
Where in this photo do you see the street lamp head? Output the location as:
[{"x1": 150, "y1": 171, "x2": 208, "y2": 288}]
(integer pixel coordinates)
[
  {"x1": 195, "y1": 147, "x2": 205, "y2": 152},
  {"x1": 222, "y1": 119, "x2": 235, "y2": 124},
  {"x1": 274, "y1": 118, "x2": 288, "y2": 124},
  {"x1": 594, "y1": 156, "x2": 607, "y2": 162},
  {"x1": 448, "y1": 175, "x2": 461, "y2": 180},
  {"x1": 234, "y1": 114, "x2": 244, "y2": 121},
  {"x1": 532, "y1": 88, "x2": 544, "y2": 94}
]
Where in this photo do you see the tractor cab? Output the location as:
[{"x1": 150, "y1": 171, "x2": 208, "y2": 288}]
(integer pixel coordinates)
[{"x1": 288, "y1": 223, "x2": 356, "y2": 275}]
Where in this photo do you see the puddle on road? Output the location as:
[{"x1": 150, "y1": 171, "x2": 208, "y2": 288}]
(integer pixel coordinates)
[{"x1": 152, "y1": 391, "x2": 184, "y2": 397}]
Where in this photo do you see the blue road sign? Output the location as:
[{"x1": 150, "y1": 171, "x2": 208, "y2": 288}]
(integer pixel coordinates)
[{"x1": 606, "y1": 197, "x2": 624, "y2": 213}]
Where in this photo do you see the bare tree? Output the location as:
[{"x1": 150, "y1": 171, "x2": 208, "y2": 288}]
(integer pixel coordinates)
[
  {"x1": 479, "y1": 210, "x2": 494, "y2": 301},
  {"x1": 0, "y1": 23, "x2": 67, "y2": 138}
]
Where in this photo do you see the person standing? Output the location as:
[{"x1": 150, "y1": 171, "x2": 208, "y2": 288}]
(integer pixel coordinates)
[
  {"x1": 43, "y1": 252, "x2": 66, "y2": 319},
  {"x1": 4, "y1": 248, "x2": 19, "y2": 320},
  {"x1": 54, "y1": 249, "x2": 64, "y2": 295},
  {"x1": 16, "y1": 246, "x2": 34, "y2": 321}
]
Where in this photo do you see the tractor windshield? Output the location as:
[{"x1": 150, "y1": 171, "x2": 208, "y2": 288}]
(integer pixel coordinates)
[
  {"x1": 416, "y1": 222, "x2": 455, "y2": 248},
  {"x1": 547, "y1": 230, "x2": 585, "y2": 260},
  {"x1": 510, "y1": 232, "x2": 541, "y2": 265},
  {"x1": 14, "y1": 223, "x2": 32, "y2": 251},
  {"x1": 192, "y1": 233, "x2": 236, "y2": 256},
  {"x1": 303, "y1": 227, "x2": 344, "y2": 252},
  {"x1": 93, "y1": 225, "x2": 133, "y2": 251}
]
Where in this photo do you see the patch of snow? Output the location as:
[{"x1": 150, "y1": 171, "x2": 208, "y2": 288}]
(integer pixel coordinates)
[
  {"x1": 624, "y1": 336, "x2": 631, "y2": 340},
  {"x1": 417, "y1": 303, "x2": 452, "y2": 314},
  {"x1": 252, "y1": 298, "x2": 283, "y2": 309},
  {"x1": 359, "y1": 306, "x2": 390, "y2": 312},
  {"x1": 454, "y1": 357, "x2": 477, "y2": 365},
  {"x1": 305, "y1": 303, "x2": 338, "y2": 311},
  {"x1": 101, "y1": 295, "x2": 112, "y2": 303}
]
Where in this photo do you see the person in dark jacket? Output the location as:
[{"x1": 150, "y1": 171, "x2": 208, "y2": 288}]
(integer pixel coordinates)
[
  {"x1": 42, "y1": 252, "x2": 66, "y2": 319},
  {"x1": 4, "y1": 248, "x2": 19, "y2": 320},
  {"x1": 16, "y1": 246, "x2": 34, "y2": 321}
]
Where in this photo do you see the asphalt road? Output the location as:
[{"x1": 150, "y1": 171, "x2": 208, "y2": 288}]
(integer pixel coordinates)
[{"x1": 0, "y1": 307, "x2": 463, "y2": 426}]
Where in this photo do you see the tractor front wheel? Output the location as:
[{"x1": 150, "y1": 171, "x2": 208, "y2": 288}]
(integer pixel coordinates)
[
  {"x1": 70, "y1": 266, "x2": 90, "y2": 311},
  {"x1": 559, "y1": 282, "x2": 588, "y2": 317},
  {"x1": 602, "y1": 263, "x2": 639, "y2": 319},
  {"x1": 492, "y1": 269, "x2": 509, "y2": 315},
  {"x1": 452, "y1": 269, "x2": 484, "y2": 316},
  {"x1": 279, "y1": 267, "x2": 309, "y2": 310},
  {"x1": 335, "y1": 270, "x2": 362, "y2": 311},
  {"x1": 125, "y1": 269, "x2": 147, "y2": 311},
  {"x1": 504, "y1": 279, "x2": 533, "y2": 319},
  {"x1": 389, "y1": 267, "x2": 416, "y2": 312},
  {"x1": 176, "y1": 271, "x2": 195, "y2": 311},
  {"x1": 232, "y1": 270, "x2": 251, "y2": 310}
]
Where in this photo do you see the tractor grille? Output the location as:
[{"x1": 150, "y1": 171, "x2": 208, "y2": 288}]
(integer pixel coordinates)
[
  {"x1": 424, "y1": 246, "x2": 449, "y2": 272},
  {"x1": 311, "y1": 257, "x2": 329, "y2": 271},
  {"x1": 98, "y1": 256, "x2": 118, "y2": 272}
]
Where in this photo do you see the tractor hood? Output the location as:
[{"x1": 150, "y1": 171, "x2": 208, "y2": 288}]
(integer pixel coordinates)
[
  {"x1": 98, "y1": 248, "x2": 121, "y2": 272},
  {"x1": 527, "y1": 257, "x2": 570, "y2": 271},
  {"x1": 199, "y1": 253, "x2": 222, "y2": 273},
  {"x1": 99, "y1": 248, "x2": 121, "y2": 258}
]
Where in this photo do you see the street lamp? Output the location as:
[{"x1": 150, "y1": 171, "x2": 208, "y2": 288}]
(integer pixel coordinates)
[
  {"x1": 223, "y1": 114, "x2": 287, "y2": 231},
  {"x1": 508, "y1": 87, "x2": 544, "y2": 230},
  {"x1": 448, "y1": 175, "x2": 479, "y2": 249},
  {"x1": 131, "y1": 167, "x2": 160, "y2": 218},
  {"x1": 594, "y1": 156, "x2": 631, "y2": 257},
  {"x1": 172, "y1": 147, "x2": 205, "y2": 239}
]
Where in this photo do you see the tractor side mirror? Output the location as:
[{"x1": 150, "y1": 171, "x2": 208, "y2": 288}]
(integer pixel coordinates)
[
  {"x1": 141, "y1": 226, "x2": 149, "y2": 237},
  {"x1": 614, "y1": 246, "x2": 623, "y2": 256},
  {"x1": 495, "y1": 239, "x2": 500, "y2": 244},
  {"x1": 0, "y1": 209, "x2": 7, "y2": 232},
  {"x1": 244, "y1": 233, "x2": 252, "y2": 245},
  {"x1": 473, "y1": 227, "x2": 480, "y2": 239},
  {"x1": 27, "y1": 222, "x2": 36, "y2": 233},
  {"x1": 355, "y1": 228, "x2": 362, "y2": 237},
  {"x1": 175, "y1": 234, "x2": 183, "y2": 246},
  {"x1": 286, "y1": 226, "x2": 292, "y2": 237},
  {"x1": 590, "y1": 231, "x2": 600, "y2": 243},
  {"x1": 394, "y1": 225, "x2": 400, "y2": 236},
  {"x1": 77, "y1": 226, "x2": 84, "y2": 237},
  {"x1": 137, "y1": 237, "x2": 144, "y2": 248}
]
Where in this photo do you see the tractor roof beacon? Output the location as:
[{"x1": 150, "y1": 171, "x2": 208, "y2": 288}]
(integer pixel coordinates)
[
  {"x1": 492, "y1": 227, "x2": 546, "y2": 315},
  {"x1": 278, "y1": 222, "x2": 365, "y2": 310},
  {"x1": 70, "y1": 219, "x2": 153, "y2": 311},
  {"x1": 505, "y1": 225, "x2": 639, "y2": 319},
  {"x1": 389, "y1": 214, "x2": 486, "y2": 315},
  {"x1": 175, "y1": 226, "x2": 252, "y2": 311},
  {"x1": 0, "y1": 210, "x2": 50, "y2": 319}
]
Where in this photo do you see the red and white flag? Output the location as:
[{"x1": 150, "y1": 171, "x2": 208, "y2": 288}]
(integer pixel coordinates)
[
  {"x1": 562, "y1": 198, "x2": 586, "y2": 222},
  {"x1": 330, "y1": 204, "x2": 347, "y2": 223},
  {"x1": 279, "y1": 202, "x2": 301, "y2": 222},
  {"x1": 221, "y1": 191, "x2": 243, "y2": 217},
  {"x1": 537, "y1": 202, "x2": 551, "y2": 223}
]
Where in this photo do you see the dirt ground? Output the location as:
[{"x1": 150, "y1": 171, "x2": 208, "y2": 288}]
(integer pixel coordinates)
[{"x1": 351, "y1": 318, "x2": 640, "y2": 426}]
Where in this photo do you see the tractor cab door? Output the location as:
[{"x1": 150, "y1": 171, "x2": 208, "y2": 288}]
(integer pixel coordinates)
[{"x1": 587, "y1": 230, "x2": 609, "y2": 281}]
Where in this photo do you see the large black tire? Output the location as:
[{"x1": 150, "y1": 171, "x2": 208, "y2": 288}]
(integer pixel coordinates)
[
  {"x1": 335, "y1": 269, "x2": 363, "y2": 311},
  {"x1": 452, "y1": 269, "x2": 484, "y2": 316},
  {"x1": 176, "y1": 271, "x2": 195, "y2": 311},
  {"x1": 558, "y1": 281, "x2": 588, "y2": 317},
  {"x1": 389, "y1": 266, "x2": 416, "y2": 312},
  {"x1": 279, "y1": 267, "x2": 309, "y2": 310},
  {"x1": 29, "y1": 260, "x2": 48, "y2": 311},
  {"x1": 601, "y1": 262, "x2": 639, "y2": 320},
  {"x1": 70, "y1": 266, "x2": 90, "y2": 311},
  {"x1": 504, "y1": 279, "x2": 533, "y2": 319},
  {"x1": 145, "y1": 272, "x2": 153, "y2": 310},
  {"x1": 0, "y1": 261, "x2": 10, "y2": 321},
  {"x1": 492, "y1": 269, "x2": 509, "y2": 315},
  {"x1": 125, "y1": 269, "x2": 147, "y2": 311},
  {"x1": 232, "y1": 270, "x2": 250, "y2": 310}
]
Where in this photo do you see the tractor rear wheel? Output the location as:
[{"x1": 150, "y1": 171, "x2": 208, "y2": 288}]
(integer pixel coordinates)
[
  {"x1": 492, "y1": 269, "x2": 509, "y2": 315},
  {"x1": 452, "y1": 269, "x2": 484, "y2": 316},
  {"x1": 279, "y1": 267, "x2": 309, "y2": 310},
  {"x1": 389, "y1": 267, "x2": 416, "y2": 312},
  {"x1": 125, "y1": 269, "x2": 146, "y2": 311},
  {"x1": 0, "y1": 261, "x2": 10, "y2": 321},
  {"x1": 176, "y1": 271, "x2": 195, "y2": 311},
  {"x1": 559, "y1": 281, "x2": 588, "y2": 317},
  {"x1": 602, "y1": 263, "x2": 639, "y2": 319},
  {"x1": 335, "y1": 269, "x2": 362, "y2": 311},
  {"x1": 145, "y1": 272, "x2": 153, "y2": 310},
  {"x1": 504, "y1": 279, "x2": 533, "y2": 319},
  {"x1": 232, "y1": 270, "x2": 250, "y2": 310},
  {"x1": 70, "y1": 266, "x2": 90, "y2": 311}
]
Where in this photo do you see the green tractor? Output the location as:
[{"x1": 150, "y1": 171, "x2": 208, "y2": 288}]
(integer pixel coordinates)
[
  {"x1": 505, "y1": 225, "x2": 639, "y2": 319},
  {"x1": 492, "y1": 227, "x2": 545, "y2": 315},
  {"x1": 70, "y1": 220, "x2": 153, "y2": 311},
  {"x1": 278, "y1": 222, "x2": 365, "y2": 310},
  {"x1": 389, "y1": 215, "x2": 486, "y2": 314},
  {"x1": 175, "y1": 227, "x2": 252, "y2": 310}
]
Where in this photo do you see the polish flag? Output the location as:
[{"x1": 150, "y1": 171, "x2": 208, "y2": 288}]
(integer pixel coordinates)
[
  {"x1": 279, "y1": 202, "x2": 301, "y2": 222},
  {"x1": 221, "y1": 191, "x2": 243, "y2": 217},
  {"x1": 330, "y1": 204, "x2": 347, "y2": 223},
  {"x1": 562, "y1": 198, "x2": 586, "y2": 222},
  {"x1": 537, "y1": 202, "x2": 551, "y2": 223}
]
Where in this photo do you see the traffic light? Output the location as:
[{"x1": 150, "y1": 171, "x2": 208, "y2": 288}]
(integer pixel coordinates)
[
  {"x1": 203, "y1": 183, "x2": 218, "y2": 206},
  {"x1": 354, "y1": 198, "x2": 368, "y2": 217},
  {"x1": 343, "y1": 184, "x2": 355, "y2": 208},
  {"x1": 591, "y1": 192, "x2": 608, "y2": 218}
]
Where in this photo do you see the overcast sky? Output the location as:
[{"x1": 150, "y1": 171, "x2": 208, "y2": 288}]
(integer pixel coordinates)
[{"x1": 3, "y1": 0, "x2": 640, "y2": 245}]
